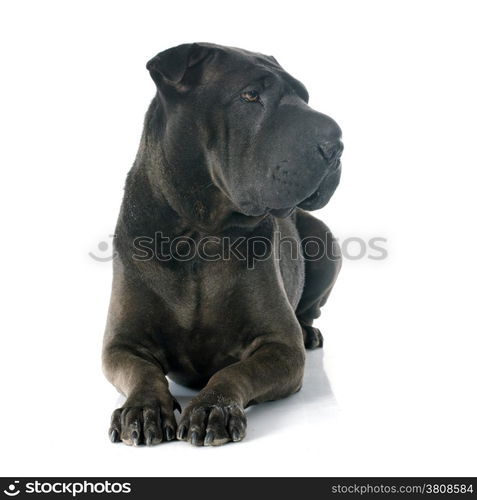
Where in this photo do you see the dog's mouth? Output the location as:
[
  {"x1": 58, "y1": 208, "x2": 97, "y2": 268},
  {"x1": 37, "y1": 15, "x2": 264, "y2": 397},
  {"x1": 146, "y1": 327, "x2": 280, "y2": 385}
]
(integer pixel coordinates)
[
  {"x1": 267, "y1": 162, "x2": 341, "y2": 217},
  {"x1": 236, "y1": 161, "x2": 342, "y2": 219},
  {"x1": 297, "y1": 162, "x2": 341, "y2": 211}
]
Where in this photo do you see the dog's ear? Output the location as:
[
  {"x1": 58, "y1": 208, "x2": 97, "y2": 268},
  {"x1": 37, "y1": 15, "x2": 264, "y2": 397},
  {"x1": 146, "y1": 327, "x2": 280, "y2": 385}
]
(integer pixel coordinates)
[{"x1": 146, "y1": 43, "x2": 211, "y2": 89}]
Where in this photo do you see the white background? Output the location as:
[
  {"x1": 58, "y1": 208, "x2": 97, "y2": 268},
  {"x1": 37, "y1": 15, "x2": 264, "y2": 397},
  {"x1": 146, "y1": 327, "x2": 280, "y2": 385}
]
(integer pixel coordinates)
[{"x1": 0, "y1": 0, "x2": 476, "y2": 477}]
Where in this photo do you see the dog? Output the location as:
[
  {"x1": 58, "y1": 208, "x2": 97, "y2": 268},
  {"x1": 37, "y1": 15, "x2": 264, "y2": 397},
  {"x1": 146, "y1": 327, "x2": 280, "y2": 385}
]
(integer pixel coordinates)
[{"x1": 102, "y1": 43, "x2": 343, "y2": 446}]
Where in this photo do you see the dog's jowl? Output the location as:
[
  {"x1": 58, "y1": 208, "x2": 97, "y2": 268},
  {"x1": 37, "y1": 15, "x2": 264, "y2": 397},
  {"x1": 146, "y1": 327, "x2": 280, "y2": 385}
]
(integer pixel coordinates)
[{"x1": 102, "y1": 43, "x2": 343, "y2": 446}]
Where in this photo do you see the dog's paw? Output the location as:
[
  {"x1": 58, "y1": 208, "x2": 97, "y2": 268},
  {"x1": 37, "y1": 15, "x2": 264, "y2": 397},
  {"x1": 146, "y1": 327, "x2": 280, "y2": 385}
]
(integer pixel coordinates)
[
  {"x1": 109, "y1": 401, "x2": 179, "y2": 446},
  {"x1": 302, "y1": 324, "x2": 324, "y2": 349},
  {"x1": 177, "y1": 402, "x2": 246, "y2": 446}
]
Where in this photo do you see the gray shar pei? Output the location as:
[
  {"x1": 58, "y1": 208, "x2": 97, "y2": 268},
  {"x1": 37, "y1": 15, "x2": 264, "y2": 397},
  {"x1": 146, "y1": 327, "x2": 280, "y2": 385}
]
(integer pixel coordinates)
[{"x1": 102, "y1": 42, "x2": 343, "y2": 446}]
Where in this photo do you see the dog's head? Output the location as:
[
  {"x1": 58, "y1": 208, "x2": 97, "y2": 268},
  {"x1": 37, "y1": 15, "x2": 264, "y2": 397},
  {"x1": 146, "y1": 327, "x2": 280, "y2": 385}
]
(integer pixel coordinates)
[{"x1": 146, "y1": 43, "x2": 342, "y2": 219}]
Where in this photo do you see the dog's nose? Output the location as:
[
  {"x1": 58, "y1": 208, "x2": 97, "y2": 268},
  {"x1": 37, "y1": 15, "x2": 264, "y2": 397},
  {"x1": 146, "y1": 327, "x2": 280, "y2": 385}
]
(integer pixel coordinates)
[{"x1": 317, "y1": 140, "x2": 344, "y2": 161}]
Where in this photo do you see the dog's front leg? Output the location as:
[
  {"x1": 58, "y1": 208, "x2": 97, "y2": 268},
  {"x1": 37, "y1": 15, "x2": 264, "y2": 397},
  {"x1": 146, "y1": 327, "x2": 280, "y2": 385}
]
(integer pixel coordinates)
[
  {"x1": 177, "y1": 339, "x2": 305, "y2": 446},
  {"x1": 103, "y1": 343, "x2": 179, "y2": 446}
]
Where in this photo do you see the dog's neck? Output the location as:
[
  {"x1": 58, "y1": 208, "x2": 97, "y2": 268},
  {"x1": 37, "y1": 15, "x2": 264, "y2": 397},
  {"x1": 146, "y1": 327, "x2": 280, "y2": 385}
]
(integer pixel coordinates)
[{"x1": 120, "y1": 157, "x2": 267, "y2": 242}]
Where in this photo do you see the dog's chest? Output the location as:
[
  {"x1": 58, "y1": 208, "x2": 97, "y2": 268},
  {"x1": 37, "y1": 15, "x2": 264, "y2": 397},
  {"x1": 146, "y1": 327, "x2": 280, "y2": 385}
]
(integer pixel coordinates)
[
  {"x1": 153, "y1": 256, "x2": 241, "y2": 332},
  {"x1": 141, "y1": 219, "x2": 304, "y2": 343}
]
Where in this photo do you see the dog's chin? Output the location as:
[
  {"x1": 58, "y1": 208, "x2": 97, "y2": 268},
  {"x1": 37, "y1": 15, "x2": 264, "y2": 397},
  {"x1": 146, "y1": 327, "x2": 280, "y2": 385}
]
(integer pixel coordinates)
[
  {"x1": 236, "y1": 203, "x2": 295, "y2": 219},
  {"x1": 268, "y1": 207, "x2": 296, "y2": 218},
  {"x1": 297, "y1": 165, "x2": 341, "y2": 211},
  {"x1": 237, "y1": 205, "x2": 295, "y2": 219}
]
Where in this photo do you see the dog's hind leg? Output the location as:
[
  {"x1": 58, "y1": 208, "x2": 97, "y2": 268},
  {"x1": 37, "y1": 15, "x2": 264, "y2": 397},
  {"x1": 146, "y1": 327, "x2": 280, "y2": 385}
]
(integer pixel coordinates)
[{"x1": 294, "y1": 208, "x2": 342, "y2": 349}]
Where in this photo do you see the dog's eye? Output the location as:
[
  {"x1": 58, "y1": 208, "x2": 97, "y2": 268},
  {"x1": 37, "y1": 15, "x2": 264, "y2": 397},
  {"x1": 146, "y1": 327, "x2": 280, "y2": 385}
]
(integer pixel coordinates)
[{"x1": 240, "y1": 90, "x2": 260, "y2": 103}]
